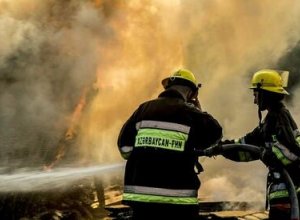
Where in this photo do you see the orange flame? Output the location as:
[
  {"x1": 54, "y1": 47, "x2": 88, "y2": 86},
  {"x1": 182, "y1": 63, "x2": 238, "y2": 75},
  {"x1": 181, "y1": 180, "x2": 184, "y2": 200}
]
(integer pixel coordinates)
[{"x1": 44, "y1": 85, "x2": 98, "y2": 170}]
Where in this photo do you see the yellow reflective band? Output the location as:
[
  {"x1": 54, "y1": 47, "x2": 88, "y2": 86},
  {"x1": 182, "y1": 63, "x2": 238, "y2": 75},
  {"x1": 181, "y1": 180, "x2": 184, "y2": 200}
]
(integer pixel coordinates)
[
  {"x1": 123, "y1": 193, "x2": 198, "y2": 205},
  {"x1": 272, "y1": 135, "x2": 277, "y2": 142},
  {"x1": 234, "y1": 139, "x2": 241, "y2": 144},
  {"x1": 274, "y1": 142, "x2": 298, "y2": 161},
  {"x1": 124, "y1": 185, "x2": 197, "y2": 197},
  {"x1": 121, "y1": 152, "x2": 131, "y2": 160},
  {"x1": 272, "y1": 146, "x2": 292, "y2": 165},
  {"x1": 136, "y1": 120, "x2": 190, "y2": 134},
  {"x1": 238, "y1": 151, "x2": 246, "y2": 161},
  {"x1": 135, "y1": 128, "x2": 187, "y2": 152},
  {"x1": 296, "y1": 136, "x2": 300, "y2": 145},
  {"x1": 269, "y1": 190, "x2": 289, "y2": 200}
]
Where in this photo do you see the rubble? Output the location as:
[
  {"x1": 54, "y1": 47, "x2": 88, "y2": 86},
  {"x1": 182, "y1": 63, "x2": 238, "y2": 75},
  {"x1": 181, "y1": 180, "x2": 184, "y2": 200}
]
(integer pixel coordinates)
[
  {"x1": 105, "y1": 197, "x2": 269, "y2": 220},
  {"x1": 0, "y1": 176, "x2": 269, "y2": 220}
]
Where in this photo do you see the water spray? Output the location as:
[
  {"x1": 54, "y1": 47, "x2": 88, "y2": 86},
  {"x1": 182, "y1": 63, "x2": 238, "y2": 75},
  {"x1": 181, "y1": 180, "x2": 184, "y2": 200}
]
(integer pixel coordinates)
[{"x1": 0, "y1": 163, "x2": 125, "y2": 192}]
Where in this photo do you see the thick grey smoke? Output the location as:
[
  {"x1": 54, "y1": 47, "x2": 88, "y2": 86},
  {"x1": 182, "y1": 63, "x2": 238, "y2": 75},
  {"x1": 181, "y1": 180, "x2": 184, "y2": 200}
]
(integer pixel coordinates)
[
  {"x1": 1, "y1": 0, "x2": 300, "y2": 207},
  {"x1": 0, "y1": 0, "x2": 108, "y2": 167}
]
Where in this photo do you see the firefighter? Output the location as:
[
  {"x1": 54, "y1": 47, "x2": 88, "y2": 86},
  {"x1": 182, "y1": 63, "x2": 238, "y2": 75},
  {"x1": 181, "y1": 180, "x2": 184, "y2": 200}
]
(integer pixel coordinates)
[
  {"x1": 117, "y1": 69, "x2": 222, "y2": 220},
  {"x1": 214, "y1": 69, "x2": 300, "y2": 220}
]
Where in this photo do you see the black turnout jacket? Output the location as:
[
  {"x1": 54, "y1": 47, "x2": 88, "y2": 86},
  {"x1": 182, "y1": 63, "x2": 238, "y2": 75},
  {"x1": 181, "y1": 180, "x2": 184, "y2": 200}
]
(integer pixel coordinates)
[
  {"x1": 117, "y1": 88, "x2": 222, "y2": 205},
  {"x1": 223, "y1": 102, "x2": 300, "y2": 208}
]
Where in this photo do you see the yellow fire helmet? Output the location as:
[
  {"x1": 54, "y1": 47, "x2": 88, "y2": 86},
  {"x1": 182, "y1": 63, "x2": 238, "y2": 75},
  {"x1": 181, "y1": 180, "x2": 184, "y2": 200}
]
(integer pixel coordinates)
[
  {"x1": 250, "y1": 69, "x2": 289, "y2": 95},
  {"x1": 161, "y1": 69, "x2": 201, "y2": 91}
]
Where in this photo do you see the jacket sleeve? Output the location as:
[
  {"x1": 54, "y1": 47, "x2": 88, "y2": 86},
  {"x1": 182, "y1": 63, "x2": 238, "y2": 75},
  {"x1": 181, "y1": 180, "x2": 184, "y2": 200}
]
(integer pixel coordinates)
[
  {"x1": 195, "y1": 112, "x2": 222, "y2": 149},
  {"x1": 222, "y1": 127, "x2": 262, "y2": 162},
  {"x1": 117, "y1": 108, "x2": 139, "y2": 160},
  {"x1": 271, "y1": 110, "x2": 300, "y2": 166}
]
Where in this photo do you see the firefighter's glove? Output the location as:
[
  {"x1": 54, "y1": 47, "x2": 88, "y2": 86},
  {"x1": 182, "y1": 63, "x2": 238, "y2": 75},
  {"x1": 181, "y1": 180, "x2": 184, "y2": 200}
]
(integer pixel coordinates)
[
  {"x1": 220, "y1": 139, "x2": 234, "y2": 146},
  {"x1": 189, "y1": 98, "x2": 202, "y2": 111},
  {"x1": 216, "y1": 139, "x2": 235, "y2": 158},
  {"x1": 203, "y1": 144, "x2": 223, "y2": 157},
  {"x1": 260, "y1": 148, "x2": 282, "y2": 168}
]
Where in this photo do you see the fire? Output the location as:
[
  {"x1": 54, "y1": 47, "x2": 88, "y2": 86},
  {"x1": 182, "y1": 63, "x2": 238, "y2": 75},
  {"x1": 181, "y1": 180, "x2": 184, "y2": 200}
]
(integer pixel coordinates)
[{"x1": 44, "y1": 85, "x2": 99, "y2": 170}]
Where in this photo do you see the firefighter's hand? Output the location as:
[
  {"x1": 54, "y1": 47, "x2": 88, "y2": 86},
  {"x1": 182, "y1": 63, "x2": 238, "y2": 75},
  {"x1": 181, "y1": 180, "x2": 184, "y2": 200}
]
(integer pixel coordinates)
[
  {"x1": 190, "y1": 98, "x2": 202, "y2": 111},
  {"x1": 260, "y1": 148, "x2": 282, "y2": 168},
  {"x1": 203, "y1": 144, "x2": 223, "y2": 157},
  {"x1": 220, "y1": 139, "x2": 234, "y2": 145},
  {"x1": 202, "y1": 139, "x2": 235, "y2": 157}
]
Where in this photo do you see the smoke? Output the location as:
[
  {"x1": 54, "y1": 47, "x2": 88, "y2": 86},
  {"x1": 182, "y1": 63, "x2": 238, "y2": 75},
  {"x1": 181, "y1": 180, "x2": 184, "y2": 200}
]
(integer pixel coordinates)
[
  {"x1": 1, "y1": 0, "x2": 300, "y2": 207},
  {"x1": 0, "y1": 0, "x2": 106, "y2": 167}
]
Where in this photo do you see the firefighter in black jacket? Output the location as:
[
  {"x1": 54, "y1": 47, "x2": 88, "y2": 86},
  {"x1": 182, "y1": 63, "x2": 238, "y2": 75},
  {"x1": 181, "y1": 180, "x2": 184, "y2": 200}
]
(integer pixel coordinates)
[
  {"x1": 216, "y1": 69, "x2": 300, "y2": 220},
  {"x1": 117, "y1": 69, "x2": 222, "y2": 220}
]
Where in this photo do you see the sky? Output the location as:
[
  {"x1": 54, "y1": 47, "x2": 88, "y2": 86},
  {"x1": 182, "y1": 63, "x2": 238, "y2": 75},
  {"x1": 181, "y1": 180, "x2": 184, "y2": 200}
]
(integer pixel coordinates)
[{"x1": 1, "y1": 0, "x2": 300, "y2": 207}]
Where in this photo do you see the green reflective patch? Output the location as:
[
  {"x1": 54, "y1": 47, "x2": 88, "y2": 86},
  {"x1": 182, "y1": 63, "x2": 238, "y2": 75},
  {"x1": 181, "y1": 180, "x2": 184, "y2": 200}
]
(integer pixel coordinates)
[
  {"x1": 234, "y1": 139, "x2": 241, "y2": 143},
  {"x1": 134, "y1": 128, "x2": 187, "y2": 152},
  {"x1": 269, "y1": 190, "x2": 289, "y2": 200},
  {"x1": 272, "y1": 146, "x2": 292, "y2": 165},
  {"x1": 123, "y1": 193, "x2": 198, "y2": 205},
  {"x1": 121, "y1": 152, "x2": 131, "y2": 160},
  {"x1": 238, "y1": 151, "x2": 253, "y2": 161},
  {"x1": 296, "y1": 136, "x2": 300, "y2": 144}
]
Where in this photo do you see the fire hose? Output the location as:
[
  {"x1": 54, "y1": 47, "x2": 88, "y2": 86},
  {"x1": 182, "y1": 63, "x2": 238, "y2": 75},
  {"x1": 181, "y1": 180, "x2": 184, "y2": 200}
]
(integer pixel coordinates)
[{"x1": 197, "y1": 143, "x2": 299, "y2": 220}]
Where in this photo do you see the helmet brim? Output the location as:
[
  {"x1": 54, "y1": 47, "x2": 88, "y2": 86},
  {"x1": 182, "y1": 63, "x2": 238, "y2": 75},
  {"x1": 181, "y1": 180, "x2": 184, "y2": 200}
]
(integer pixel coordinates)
[
  {"x1": 162, "y1": 77, "x2": 200, "y2": 91},
  {"x1": 249, "y1": 86, "x2": 289, "y2": 95},
  {"x1": 161, "y1": 78, "x2": 169, "y2": 89}
]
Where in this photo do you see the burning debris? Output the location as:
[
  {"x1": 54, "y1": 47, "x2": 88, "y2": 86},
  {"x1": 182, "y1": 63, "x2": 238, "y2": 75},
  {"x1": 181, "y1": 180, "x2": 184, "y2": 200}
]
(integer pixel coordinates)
[
  {"x1": 0, "y1": 163, "x2": 124, "y2": 220},
  {"x1": 44, "y1": 84, "x2": 99, "y2": 170},
  {"x1": 0, "y1": 178, "x2": 123, "y2": 220},
  {"x1": 105, "y1": 199, "x2": 269, "y2": 220}
]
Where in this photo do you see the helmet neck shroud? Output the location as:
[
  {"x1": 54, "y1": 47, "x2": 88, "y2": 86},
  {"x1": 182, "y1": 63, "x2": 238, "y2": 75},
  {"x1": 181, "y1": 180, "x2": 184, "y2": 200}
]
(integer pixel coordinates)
[
  {"x1": 164, "y1": 77, "x2": 198, "y2": 92},
  {"x1": 255, "y1": 88, "x2": 285, "y2": 127},
  {"x1": 256, "y1": 89, "x2": 285, "y2": 111}
]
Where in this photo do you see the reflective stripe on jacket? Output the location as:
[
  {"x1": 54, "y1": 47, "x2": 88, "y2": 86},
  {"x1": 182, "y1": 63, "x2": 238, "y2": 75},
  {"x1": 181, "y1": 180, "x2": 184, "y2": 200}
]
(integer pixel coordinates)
[
  {"x1": 117, "y1": 88, "x2": 222, "y2": 205},
  {"x1": 123, "y1": 185, "x2": 198, "y2": 205},
  {"x1": 271, "y1": 141, "x2": 299, "y2": 165},
  {"x1": 135, "y1": 120, "x2": 189, "y2": 152}
]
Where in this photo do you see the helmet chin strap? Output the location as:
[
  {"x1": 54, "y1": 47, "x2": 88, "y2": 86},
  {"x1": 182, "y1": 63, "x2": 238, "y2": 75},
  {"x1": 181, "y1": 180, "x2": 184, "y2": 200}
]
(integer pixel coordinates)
[
  {"x1": 257, "y1": 83, "x2": 263, "y2": 128},
  {"x1": 258, "y1": 102, "x2": 263, "y2": 128}
]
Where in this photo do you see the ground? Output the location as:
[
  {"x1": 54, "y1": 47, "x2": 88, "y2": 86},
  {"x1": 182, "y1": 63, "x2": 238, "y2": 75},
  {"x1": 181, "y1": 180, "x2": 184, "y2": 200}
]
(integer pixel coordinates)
[{"x1": 0, "y1": 179, "x2": 268, "y2": 220}]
